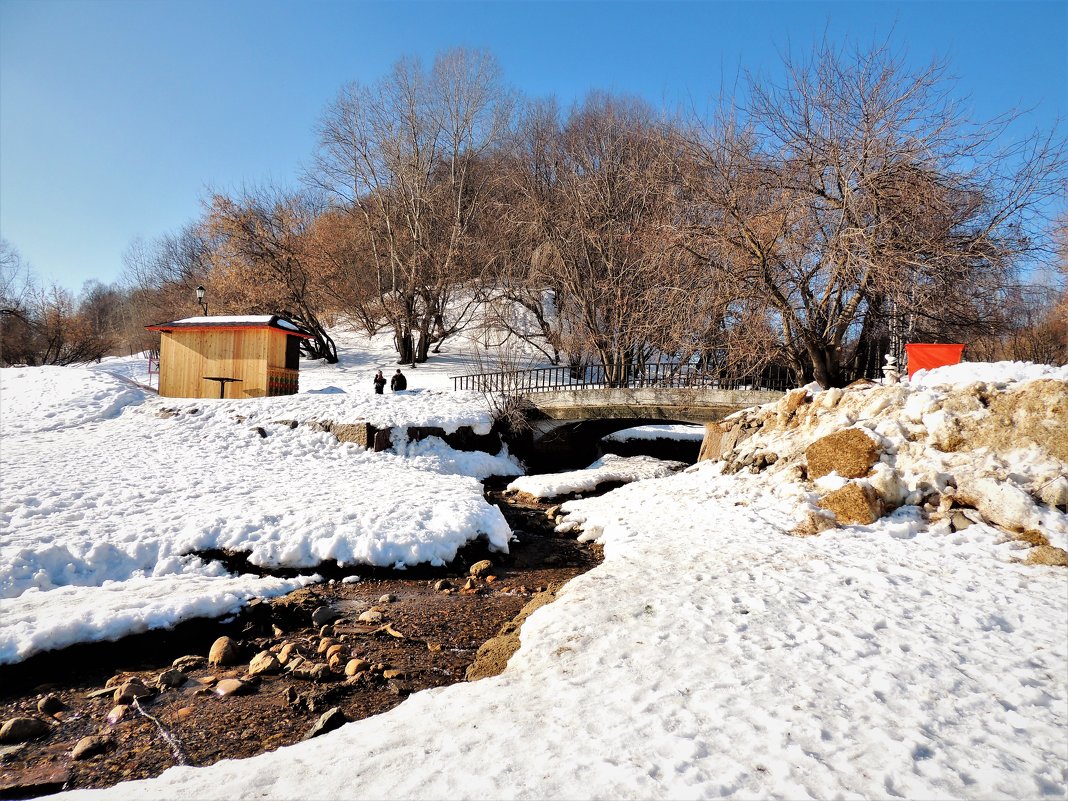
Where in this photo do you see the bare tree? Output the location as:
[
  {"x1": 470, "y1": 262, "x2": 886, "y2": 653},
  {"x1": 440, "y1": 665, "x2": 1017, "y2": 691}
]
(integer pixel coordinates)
[
  {"x1": 683, "y1": 40, "x2": 1066, "y2": 387},
  {"x1": 205, "y1": 187, "x2": 338, "y2": 362},
  {"x1": 310, "y1": 47, "x2": 513, "y2": 364}
]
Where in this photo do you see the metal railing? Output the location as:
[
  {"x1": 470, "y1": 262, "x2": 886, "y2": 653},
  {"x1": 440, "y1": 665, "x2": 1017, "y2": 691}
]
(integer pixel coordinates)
[{"x1": 451, "y1": 362, "x2": 798, "y2": 394}]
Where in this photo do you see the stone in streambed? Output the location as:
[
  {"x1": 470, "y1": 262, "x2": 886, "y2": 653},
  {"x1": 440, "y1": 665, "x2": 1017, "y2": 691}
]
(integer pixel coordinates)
[
  {"x1": 157, "y1": 669, "x2": 187, "y2": 689},
  {"x1": 311, "y1": 606, "x2": 339, "y2": 627},
  {"x1": 469, "y1": 560, "x2": 494, "y2": 578},
  {"x1": 36, "y1": 695, "x2": 66, "y2": 716},
  {"x1": 208, "y1": 636, "x2": 243, "y2": 667},
  {"x1": 248, "y1": 651, "x2": 282, "y2": 677},
  {"x1": 71, "y1": 735, "x2": 114, "y2": 760},
  {"x1": 302, "y1": 707, "x2": 348, "y2": 740},
  {"x1": 0, "y1": 717, "x2": 50, "y2": 744},
  {"x1": 214, "y1": 679, "x2": 252, "y2": 697},
  {"x1": 113, "y1": 680, "x2": 153, "y2": 705}
]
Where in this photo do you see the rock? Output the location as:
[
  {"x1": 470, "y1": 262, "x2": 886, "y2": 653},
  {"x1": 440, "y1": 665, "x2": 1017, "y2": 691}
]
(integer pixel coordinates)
[
  {"x1": 317, "y1": 637, "x2": 339, "y2": 655},
  {"x1": 950, "y1": 511, "x2": 974, "y2": 532},
  {"x1": 0, "y1": 764, "x2": 70, "y2": 796},
  {"x1": 248, "y1": 651, "x2": 282, "y2": 677},
  {"x1": 208, "y1": 636, "x2": 243, "y2": 667},
  {"x1": 285, "y1": 655, "x2": 306, "y2": 672},
  {"x1": 463, "y1": 578, "x2": 477, "y2": 591},
  {"x1": 545, "y1": 504, "x2": 562, "y2": 520},
  {"x1": 113, "y1": 680, "x2": 153, "y2": 705},
  {"x1": 172, "y1": 655, "x2": 205, "y2": 671},
  {"x1": 381, "y1": 669, "x2": 404, "y2": 680},
  {"x1": 818, "y1": 482, "x2": 883, "y2": 525},
  {"x1": 155, "y1": 670, "x2": 185, "y2": 689},
  {"x1": 1038, "y1": 476, "x2": 1068, "y2": 509},
  {"x1": 387, "y1": 680, "x2": 411, "y2": 697},
  {"x1": 105, "y1": 705, "x2": 129, "y2": 725},
  {"x1": 289, "y1": 663, "x2": 330, "y2": 682},
  {"x1": 357, "y1": 608, "x2": 384, "y2": 624},
  {"x1": 278, "y1": 643, "x2": 299, "y2": 665},
  {"x1": 469, "y1": 560, "x2": 494, "y2": 578},
  {"x1": 302, "y1": 707, "x2": 348, "y2": 740},
  {"x1": 253, "y1": 426, "x2": 268, "y2": 438},
  {"x1": 104, "y1": 674, "x2": 129, "y2": 689},
  {"x1": 792, "y1": 508, "x2": 837, "y2": 536},
  {"x1": 344, "y1": 658, "x2": 369, "y2": 677},
  {"x1": 0, "y1": 717, "x2": 50, "y2": 744},
  {"x1": 318, "y1": 625, "x2": 335, "y2": 638},
  {"x1": 214, "y1": 679, "x2": 252, "y2": 697},
  {"x1": 378, "y1": 594, "x2": 396, "y2": 604},
  {"x1": 433, "y1": 579, "x2": 454, "y2": 592},
  {"x1": 176, "y1": 707, "x2": 194, "y2": 720},
  {"x1": 71, "y1": 735, "x2": 113, "y2": 760},
  {"x1": 324, "y1": 644, "x2": 346, "y2": 662},
  {"x1": 36, "y1": 695, "x2": 66, "y2": 716},
  {"x1": 311, "y1": 606, "x2": 339, "y2": 627},
  {"x1": 805, "y1": 428, "x2": 881, "y2": 480},
  {"x1": 1027, "y1": 545, "x2": 1068, "y2": 567},
  {"x1": 776, "y1": 388, "x2": 809, "y2": 426}
]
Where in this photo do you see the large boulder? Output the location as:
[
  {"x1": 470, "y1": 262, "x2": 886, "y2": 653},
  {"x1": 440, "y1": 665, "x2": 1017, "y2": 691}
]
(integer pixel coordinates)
[
  {"x1": 207, "y1": 636, "x2": 243, "y2": 667},
  {"x1": 805, "y1": 428, "x2": 881, "y2": 479},
  {"x1": 697, "y1": 422, "x2": 727, "y2": 462}
]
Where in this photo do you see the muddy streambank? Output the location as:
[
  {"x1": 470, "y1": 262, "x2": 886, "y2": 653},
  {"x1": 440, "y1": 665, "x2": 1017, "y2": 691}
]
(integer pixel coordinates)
[{"x1": 0, "y1": 480, "x2": 602, "y2": 798}]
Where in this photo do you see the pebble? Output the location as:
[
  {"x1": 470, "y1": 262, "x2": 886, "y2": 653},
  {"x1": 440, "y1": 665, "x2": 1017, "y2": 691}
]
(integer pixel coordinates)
[
  {"x1": 302, "y1": 707, "x2": 348, "y2": 740},
  {"x1": 176, "y1": 707, "x2": 194, "y2": 720},
  {"x1": 0, "y1": 717, "x2": 50, "y2": 744},
  {"x1": 325, "y1": 644, "x2": 346, "y2": 661},
  {"x1": 208, "y1": 636, "x2": 243, "y2": 667},
  {"x1": 248, "y1": 651, "x2": 282, "y2": 677},
  {"x1": 433, "y1": 579, "x2": 453, "y2": 592},
  {"x1": 357, "y1": 608, "x2": 384, "y2": 624},
  {"x1": 316, "y1": 637, "x2": 339, "y2": 655},
  {"x1": 105, "y1": 705, "x2": 129, "y2": 725},
  {"x1": 378, "y1": 594, "x2": 397, "y2": 604},
  {"x1": 381, "y1": 669, "x2": 405, "y2": 680},
  {"x1": 288, "y1": 663, "x2": 329, "y2": 682},
  {"x1": 37, "y1": 695, "x2": 66, "y2": 716},
  {"x1": 318, "y1": 625, "x2": 335, "y2": 638},
  {"x1": 71, "y1": 735, "x2": 113, "y2": 760}
]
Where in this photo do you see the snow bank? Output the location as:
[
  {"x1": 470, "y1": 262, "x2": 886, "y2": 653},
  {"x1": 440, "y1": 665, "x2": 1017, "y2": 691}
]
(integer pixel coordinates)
[
  {"x1": 0, "y1": 572, "x2": 319, "y2": 664},
  {"x1": 506, "y1": 454, "x2": 686, "y2": 499},
  {"x1": 912, "y1": 359, "x2": 1068, "y2": 388},
  {"x1": 1, "y1": 365, "x2": 511, "y2": 657},
  {"x1": 603, "y1": 423, "x2": 705, "y2": 442}
]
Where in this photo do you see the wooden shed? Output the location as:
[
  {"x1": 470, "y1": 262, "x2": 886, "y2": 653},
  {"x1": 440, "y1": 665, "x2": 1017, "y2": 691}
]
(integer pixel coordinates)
[{"x1": 145, "y1": 315, "x2": 313, "y2": 399}]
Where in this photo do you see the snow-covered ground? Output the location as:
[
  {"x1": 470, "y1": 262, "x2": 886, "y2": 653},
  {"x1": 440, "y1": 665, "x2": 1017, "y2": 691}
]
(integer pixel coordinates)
[
  {"x1": 2, "y1": 329, "x2": 1066, "y2": 799},
  {"x1": 0, "y1": 328, "x2": 522, "y2": 663},
  {"x1": 507, "y1": 453, "x2": 687, "y2": 499}
]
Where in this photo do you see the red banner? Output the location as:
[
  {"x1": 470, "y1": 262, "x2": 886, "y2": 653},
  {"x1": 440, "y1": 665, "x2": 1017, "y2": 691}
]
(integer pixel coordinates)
[{"x1": 905, "y1": 344, "x2": 965, "y2": 379}]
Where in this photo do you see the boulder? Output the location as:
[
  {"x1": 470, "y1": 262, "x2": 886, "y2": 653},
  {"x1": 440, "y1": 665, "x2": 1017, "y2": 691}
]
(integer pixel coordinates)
[
  {"x1": 0, "y1": 717, "x2": 50, "y2": 744},
  {"x1": 1026, "y1": 545, "x2": 1068, "y2": 567},
  {"x1": 311, "y1": 606, "x2": 339, "y2": 627},
  {"x1": 805, "y1": 428, "x2": 881, "y2": 480},
  {"x1": 818, "y1": 481, "x2": 883, "y2": 525},
  {"x1": 172, "y1": 655, "x2": 206, "y2": 672},
  {"x1": 156, "y1": 669, "x2": 186, "y2": 689},
  {"x1": 207, "y1": 636, "x2": 243, "y2": 667},
  {"x1": 113, "y1": 680, "x2": 153, "y2": 705},
  {"x1": 357, "y1": 608, "x2": 384, "y2": 624}
]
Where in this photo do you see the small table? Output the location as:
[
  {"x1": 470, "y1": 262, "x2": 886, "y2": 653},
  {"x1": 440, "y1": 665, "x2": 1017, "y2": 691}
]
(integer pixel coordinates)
[{"x1": 204, "y1": 376, "x2": 242, "y2": 399}]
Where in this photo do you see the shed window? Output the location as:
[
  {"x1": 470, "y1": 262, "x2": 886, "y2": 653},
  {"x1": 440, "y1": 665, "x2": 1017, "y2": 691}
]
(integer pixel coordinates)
[{"x1": 285, "y1": 336, "x2": 301, "y2": 370}]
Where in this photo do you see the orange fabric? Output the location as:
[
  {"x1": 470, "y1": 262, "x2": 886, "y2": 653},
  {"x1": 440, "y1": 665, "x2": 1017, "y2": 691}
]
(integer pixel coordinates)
[{"x1": 905, "y1": 343, "x2": 965, "y2": 379}]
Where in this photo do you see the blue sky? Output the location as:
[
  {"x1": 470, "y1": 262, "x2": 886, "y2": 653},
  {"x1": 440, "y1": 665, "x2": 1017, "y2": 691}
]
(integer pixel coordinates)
[{"x1": 1, "y1": 0, "x2": 1065, "y2": 292}]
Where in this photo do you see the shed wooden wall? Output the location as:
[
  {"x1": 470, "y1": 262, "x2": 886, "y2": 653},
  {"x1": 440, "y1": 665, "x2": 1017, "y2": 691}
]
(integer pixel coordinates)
[{"x1": 158, "y1": 329, "x2": 275, "y2": 398}]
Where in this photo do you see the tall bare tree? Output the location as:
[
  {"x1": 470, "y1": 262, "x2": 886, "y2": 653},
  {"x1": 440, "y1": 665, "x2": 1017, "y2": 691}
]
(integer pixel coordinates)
[
  {"x1": 310, "y1": 47, "x2": 512, "y2": 364},
  {"x1": 683, "y1": 40, "x2": 1066, "y2": 387}
]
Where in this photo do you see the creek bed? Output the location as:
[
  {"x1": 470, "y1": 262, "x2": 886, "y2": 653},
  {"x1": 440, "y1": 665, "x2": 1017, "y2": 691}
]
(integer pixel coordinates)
[{"x1": 0, "y1": 479, "x2": 602, "y2": 798}]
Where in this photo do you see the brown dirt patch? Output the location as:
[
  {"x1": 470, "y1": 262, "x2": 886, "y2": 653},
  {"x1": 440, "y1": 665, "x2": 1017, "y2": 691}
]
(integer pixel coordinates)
[{"x1": 805, "y1": 428, "x2": 881, "y2": 480}]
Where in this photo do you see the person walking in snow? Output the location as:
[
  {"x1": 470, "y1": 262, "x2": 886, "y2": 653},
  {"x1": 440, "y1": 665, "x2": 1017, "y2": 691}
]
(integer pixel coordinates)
[
  {"x1": 373, "y1": 370, "x2": 386, "y2": 394},
  {"x1": 390, "y1": 369, "x2": 407, "y2": 391}
]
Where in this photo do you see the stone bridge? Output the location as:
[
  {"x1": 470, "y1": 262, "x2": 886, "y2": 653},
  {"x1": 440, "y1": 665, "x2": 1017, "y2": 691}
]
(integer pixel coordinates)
[{"x1": 521, "y1": 386, "x2": 784, "y2": 466}]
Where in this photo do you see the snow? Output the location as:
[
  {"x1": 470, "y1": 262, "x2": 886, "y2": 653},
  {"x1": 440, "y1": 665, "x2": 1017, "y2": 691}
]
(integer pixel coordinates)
[
  {"x1": 506, "y1": 454, "x2": 687, "y2": 499},
  {"x1": 0, "y1": 573, "x2": 319, "y2": 664},
  {"x1": 911, "y1": 359, "x2": 1068, "y2": 387},
  {"x1": 167, "y1": 315, "x2": 279, "y2": 325},
  {"x1": 3, "y1": 337, "x2": 1066, "y2": 799},
  {"x1": 603, "y1": 423, "x2": 705, "y2": 442},
  {"x1": 1, "y1": 329, "x2": 521, "y2": 659},
  {"x1": 62, "y1": 457, "x2": 1067, "y2": 801}
]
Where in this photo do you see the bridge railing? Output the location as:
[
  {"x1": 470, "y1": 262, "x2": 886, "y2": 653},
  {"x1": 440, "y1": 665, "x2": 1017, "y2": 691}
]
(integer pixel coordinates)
[{"x1": 451, "y1": 362, "x2": 797, "y2": 394}]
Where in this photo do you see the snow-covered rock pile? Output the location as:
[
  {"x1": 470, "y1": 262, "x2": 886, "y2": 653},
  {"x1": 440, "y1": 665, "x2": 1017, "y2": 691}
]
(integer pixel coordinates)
[{"x1": 705, "y1": 362, "x2": 1068, "y2": 561}]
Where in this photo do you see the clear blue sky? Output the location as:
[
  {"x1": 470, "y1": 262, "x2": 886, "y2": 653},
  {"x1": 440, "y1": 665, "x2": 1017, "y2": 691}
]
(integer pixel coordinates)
[{"x1": 2, "y1": 0, "x2": 1065, "y2": 293}]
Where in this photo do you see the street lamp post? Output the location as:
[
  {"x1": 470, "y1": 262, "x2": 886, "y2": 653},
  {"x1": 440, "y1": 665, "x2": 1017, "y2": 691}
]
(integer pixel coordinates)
[{"x1": 195, "y1": 285, "x2": 208, "y2": 316}]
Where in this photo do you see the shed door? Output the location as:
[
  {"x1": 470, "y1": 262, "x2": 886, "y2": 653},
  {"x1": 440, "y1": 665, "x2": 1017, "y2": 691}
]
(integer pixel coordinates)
[{"x1": 285, "y1": 335, "x2": 301, "y2": 370}]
